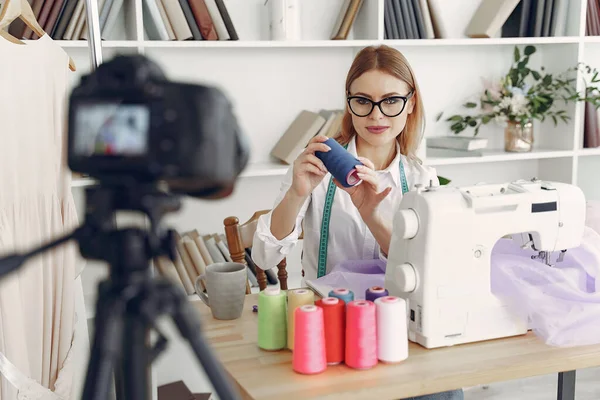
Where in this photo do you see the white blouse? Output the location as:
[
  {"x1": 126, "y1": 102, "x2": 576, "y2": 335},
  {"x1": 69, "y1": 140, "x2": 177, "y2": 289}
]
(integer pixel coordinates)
[{"x1": 252, "y1": 136, "x2": 439, "y2": 282}]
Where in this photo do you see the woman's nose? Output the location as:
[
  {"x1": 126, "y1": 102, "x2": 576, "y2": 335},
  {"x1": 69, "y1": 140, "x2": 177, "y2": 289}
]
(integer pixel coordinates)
[{"x1": 369, "y1": 104, "x2": 385, "y2": 119}]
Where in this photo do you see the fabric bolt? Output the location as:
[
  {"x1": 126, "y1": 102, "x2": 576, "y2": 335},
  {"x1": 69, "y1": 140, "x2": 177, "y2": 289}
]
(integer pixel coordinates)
[
  {"x1": 0, "y1": 34, "x2": 87, "y2": 400},
  {"x1": 252, "y1": 135, "x2": 440, "y2": 282}
]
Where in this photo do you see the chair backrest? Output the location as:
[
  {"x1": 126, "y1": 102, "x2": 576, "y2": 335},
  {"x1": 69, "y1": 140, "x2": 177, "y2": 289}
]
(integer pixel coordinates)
[{"x1": 224, "y1": 210, "x2": 297, "y2": 292}]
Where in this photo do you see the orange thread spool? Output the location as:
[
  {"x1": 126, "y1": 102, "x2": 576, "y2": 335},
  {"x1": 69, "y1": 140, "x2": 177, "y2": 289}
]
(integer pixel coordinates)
[
  {"x1": 293, "y1": 305, "x2": 327, "y2": 374},
  {"x1": 345, "y1": 300, "x2": 378, "y2": 370},
  {"x1": 315, "y1": 297, "x2": 345, "y2": 365}
]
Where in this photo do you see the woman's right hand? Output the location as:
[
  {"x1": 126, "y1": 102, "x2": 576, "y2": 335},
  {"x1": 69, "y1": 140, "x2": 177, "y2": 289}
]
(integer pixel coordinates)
[{"x1": 289, "y1": 135, "x2": 331, "y2": 199}]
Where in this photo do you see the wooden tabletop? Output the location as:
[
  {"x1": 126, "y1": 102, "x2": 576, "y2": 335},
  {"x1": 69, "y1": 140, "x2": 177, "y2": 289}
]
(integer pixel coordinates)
[{"x1": 191, "y1": 293, "x2": 600, "y2": 400}]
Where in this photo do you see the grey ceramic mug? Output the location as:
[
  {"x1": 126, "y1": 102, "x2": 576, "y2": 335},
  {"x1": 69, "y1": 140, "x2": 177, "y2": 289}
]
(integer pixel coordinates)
[{"x1": 195, "y1": 262, "x2": 247, "y2": 320}]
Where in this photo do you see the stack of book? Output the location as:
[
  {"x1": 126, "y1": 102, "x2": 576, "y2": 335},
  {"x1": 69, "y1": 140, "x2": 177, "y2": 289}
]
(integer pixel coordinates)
[
  {"x1": 6, "y1": 0, "x2": 125, "y2": 41},
  {"x1": 586, "y1": 0, "x2": 600, "y2": 36},
  {"x1": 153, "y1": 229, "x2": 277, "y2": 295},
  {"x1": 270, "y1": 109, "x2": 344, "y2": 165},
  {"x1": 584, "y1": 102, "x2": 600, "y2": 148},
  {"x1": 330, "y1": 0, "x2": 364, "y2": 40},
  {"x1": 384, "y1": 0, "x2": 437, "y2": 39},
  {"x1": 426, "y1": 136, "x2": 488, "y2": 158},
  {"x1": 144, "y1": 0, "x2": 238, "y2": 41},
  {"x1": 499, "y1": 0, "x2": 570, "y2": 38}
]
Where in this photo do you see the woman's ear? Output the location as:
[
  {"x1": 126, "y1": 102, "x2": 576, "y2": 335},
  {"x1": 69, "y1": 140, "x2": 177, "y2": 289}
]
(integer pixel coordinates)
[{"x1": 406, "y1": 93, "x2": 416, "y2": 114}]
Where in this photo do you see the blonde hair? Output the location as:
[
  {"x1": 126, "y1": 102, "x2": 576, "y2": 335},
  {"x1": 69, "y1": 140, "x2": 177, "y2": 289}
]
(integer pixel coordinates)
[{"x1": 335, "y1": 45, "x2": 424, "y2": 163}]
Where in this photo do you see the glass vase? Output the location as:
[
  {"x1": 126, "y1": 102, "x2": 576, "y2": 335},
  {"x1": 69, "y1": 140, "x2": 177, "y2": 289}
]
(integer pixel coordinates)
[{"x1": 504, "y1": 120, "x2": 534, "y2": 152}]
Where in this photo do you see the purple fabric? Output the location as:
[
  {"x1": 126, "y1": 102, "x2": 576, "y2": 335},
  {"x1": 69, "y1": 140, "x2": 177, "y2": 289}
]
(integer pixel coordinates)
[{"x1": 491, "y1": 226, "x2": 600, "y2": 347}]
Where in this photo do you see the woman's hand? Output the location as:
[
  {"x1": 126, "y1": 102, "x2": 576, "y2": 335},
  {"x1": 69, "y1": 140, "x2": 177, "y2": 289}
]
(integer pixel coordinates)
[
  {"x1": 334, "y1": 157, "x2": 392, "y2": 223},
  {"x1": 289, "y1": 135, "x2": 331, "y2": 199}
]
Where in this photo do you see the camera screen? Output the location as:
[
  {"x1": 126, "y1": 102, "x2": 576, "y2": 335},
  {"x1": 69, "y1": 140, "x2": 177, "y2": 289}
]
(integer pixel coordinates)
[{"x1": 72, "y1": 103, "x2": 150, "y2": 157}]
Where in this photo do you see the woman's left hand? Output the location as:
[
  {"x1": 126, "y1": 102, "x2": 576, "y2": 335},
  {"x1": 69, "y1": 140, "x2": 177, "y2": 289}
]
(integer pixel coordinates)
[{"x1": 334, "y1": 157, "x2": 392, "y2": 223}]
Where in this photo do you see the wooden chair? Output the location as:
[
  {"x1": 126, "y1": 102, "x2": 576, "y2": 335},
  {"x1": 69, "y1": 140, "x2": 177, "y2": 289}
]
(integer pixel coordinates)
[{"x1": 224, "y1": 210, "x2": 302, "y2": 293}]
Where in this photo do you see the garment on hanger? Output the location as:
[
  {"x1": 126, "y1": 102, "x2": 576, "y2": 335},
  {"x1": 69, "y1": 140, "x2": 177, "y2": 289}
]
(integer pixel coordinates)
[{"x1": 0, "y1": 34, "x2": 86, "y2": 400}]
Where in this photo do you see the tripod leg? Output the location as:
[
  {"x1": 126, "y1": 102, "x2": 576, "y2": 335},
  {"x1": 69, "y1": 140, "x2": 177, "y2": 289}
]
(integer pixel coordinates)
[
  {"x1": 171, "y1": 295, "x2": 241, "y2": 400},
  {"x1": 83, "y1": 281, "x2": 126, "y2": 400},
  {"x1": 121, "y1": 312, "x2": 152, "y2": 400}
]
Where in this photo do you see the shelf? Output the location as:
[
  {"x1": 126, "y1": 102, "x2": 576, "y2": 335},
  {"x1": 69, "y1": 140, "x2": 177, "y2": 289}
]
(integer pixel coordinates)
[
  {"x1": 70, "y1": 162, "x2": 290, "y2": 189},
  {"x1": 51, "y1": 36, "x2": 583, "y2": 51},
  {"x1": 578, "y1": 147, "x2": 600, "y2": 156},
  {"x1": 239, "y1": 162, "x2": 289, "y2": 177},
  {"x1": 142, "y1": 37, "x2": 581, "y2": 49},
  {"x1": 427, "y1": 149, "x2": 575, "y2": 166}
]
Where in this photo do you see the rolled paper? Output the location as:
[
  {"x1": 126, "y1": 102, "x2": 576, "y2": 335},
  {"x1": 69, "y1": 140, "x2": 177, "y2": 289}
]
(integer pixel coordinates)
[
  {"x1": 315, "y1": 138, "x2": 364, "y2": 188},
  {"x1": 257, "y1": 287, "x2": 287, "y2": 350},
  {"x1": 287, "y1": 289, "x2": 315, "y2": 350}
]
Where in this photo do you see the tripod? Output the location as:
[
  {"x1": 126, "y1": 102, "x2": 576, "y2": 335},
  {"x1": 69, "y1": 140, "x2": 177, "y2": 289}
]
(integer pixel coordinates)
[{"x1": 0, "y1": 181, "x2": 241, "y2": 400}]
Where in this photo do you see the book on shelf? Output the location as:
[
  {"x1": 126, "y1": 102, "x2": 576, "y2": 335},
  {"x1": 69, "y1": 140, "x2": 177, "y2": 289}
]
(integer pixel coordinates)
[
  {"x1": 6, "y1": 0, "x2": 126, "y2": 41},
  {"x1": 152, "y1": 227, "x2": 275, "y2": 295},
  {"x1": 384, "y1": 0, "x2": 436, "y2": 39},
  {"x1": 144, "y1": 0, "x2": 238, "y2": 41},
  {"x1": 426, "y1": 136, "x2": 489, "y2": 151},
  {"x1": 5, "y1": 0, "x2": 239, "y2": 41},
  {"x1": 466, "y1": 0, "x2": 521, "y2": 38},
  {"x1": 500, "y1": 0, "x2": 569, "y2": 38},
  {"x1": 586, "y1": 0, "x2": 600, "y2": 36},
  {"x1": 426, "y1": 147, "x2": 484, "y2": 158},
  {"x1": 331, "y1": 0, "x2": 364, "y2": 40},
  {"x1": 584, "y1": 102, "x2": 600, "y2": 148},
  {"x1": 270, "y1": 110, "x2": 327, "y2": 165}
]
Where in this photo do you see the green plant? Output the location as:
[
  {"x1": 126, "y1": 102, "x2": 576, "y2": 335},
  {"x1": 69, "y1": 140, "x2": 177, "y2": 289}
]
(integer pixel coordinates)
[
  {"x1": 438, "y1": 176, "x2": 451, "y2": 185},
  {"x1": 437, "y1": 45, "x2": 600, "y2": 136}
]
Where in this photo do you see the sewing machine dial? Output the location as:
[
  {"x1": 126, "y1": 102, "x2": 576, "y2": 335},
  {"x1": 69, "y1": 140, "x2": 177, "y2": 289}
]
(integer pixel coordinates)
[
  {"x1": 392, "y1": 263, "x2": 417, "y2": 293},
  {"x1": 396, "y1": 209, "x2": 419, "y2": 239}
]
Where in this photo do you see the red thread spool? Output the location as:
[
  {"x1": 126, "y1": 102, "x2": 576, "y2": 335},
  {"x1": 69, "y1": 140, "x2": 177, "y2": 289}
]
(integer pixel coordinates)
[
  {"x1": 345, "y1": 300, "x2": 378, "y2": 370},
  {"x1": 315, "y1": 297, "x2": 345, "y2": 365},
  {"x1": 292, "y1": 305, "x2": 327, "y2": 374}
]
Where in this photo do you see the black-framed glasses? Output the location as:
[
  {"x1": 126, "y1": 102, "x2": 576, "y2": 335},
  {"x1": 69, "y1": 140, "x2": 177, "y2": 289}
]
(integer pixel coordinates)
[{"x1": 346, "y1": 91, "x2": 414, "y2": 117}]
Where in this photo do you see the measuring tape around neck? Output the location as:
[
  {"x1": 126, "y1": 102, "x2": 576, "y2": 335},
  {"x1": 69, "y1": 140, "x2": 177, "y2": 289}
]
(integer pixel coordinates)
[{"x1": 317, "y1": 147, "x2": 408, "y2": 278}]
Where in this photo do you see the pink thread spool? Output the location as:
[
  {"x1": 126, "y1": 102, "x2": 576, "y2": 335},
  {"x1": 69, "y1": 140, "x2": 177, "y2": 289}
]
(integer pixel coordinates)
[
  {"x1": 293, "y1": 305, "x2": 327, "y2": 375},
  {"x1": 345, "y1": 300, "x2": 378, "y2": 370}
]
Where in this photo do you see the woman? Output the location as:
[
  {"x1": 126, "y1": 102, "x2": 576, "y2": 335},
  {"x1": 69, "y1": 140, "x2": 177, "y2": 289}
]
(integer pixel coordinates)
[{"x1": 252, "y1": 45, "x2": 464, "y2": 400}]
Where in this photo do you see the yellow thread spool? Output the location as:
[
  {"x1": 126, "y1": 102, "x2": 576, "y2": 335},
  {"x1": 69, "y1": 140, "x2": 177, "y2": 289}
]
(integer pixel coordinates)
[{"x1": 287, "y1": 288, "x2": 315, "y2": 350}]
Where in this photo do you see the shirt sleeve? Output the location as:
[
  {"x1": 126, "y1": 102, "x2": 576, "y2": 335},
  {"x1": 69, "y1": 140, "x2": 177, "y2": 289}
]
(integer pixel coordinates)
[{"x1": 251, "y1": 166, "x2": 311, "y2": 269}]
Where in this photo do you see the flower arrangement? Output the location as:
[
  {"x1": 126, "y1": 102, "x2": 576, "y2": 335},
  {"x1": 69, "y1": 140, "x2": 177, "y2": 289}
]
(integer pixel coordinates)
[{"x1": 438, "y1": 45, "x2": 600, "y2": 137}]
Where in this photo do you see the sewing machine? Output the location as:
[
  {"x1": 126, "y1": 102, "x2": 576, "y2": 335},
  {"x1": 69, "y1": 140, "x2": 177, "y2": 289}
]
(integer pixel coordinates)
[{"x1": 384, "y1": 178, "x2": 586, "y2": 349}]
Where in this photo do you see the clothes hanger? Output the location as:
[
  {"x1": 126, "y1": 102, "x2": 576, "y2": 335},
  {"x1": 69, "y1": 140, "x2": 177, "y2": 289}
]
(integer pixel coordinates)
[{"x1": 0, "y1": 0, "x2": 76, "y2": 71}]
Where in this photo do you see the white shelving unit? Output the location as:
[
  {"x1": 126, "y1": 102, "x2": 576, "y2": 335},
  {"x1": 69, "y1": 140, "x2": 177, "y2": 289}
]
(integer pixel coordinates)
[{"x1": 60, "y1": 0, "x2": 599, "y2": 202}]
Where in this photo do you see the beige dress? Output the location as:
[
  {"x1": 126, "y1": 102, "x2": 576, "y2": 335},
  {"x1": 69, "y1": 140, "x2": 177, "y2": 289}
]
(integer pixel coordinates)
[{"x1": 0, "y1": 34, "x2": 87, "y2": 400}]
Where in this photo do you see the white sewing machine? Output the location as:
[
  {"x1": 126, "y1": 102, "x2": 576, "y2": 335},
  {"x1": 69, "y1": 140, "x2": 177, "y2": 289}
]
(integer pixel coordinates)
[{"x1": 384, "y1": 178, "x2": 586, "y2": 349}]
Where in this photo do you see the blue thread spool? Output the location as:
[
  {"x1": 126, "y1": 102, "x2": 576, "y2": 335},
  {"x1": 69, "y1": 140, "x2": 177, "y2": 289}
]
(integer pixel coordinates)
[
  {"x1": 328, "y1": 288, "x2": 354, "y2": 304},
  {"x1": 315, "y1": 138, "x2": 363, "y2": 188}
]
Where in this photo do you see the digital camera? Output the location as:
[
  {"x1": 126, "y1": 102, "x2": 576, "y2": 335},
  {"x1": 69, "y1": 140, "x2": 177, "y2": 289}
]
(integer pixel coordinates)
[{"x1": 67, "y1": 55, "x2": 249, "y2": 198}]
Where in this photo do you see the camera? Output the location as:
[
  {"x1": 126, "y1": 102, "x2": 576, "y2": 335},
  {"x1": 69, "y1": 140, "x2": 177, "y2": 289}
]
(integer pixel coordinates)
[{"x1": 67, "y1": 54, "x2": 249, "y2": 198}]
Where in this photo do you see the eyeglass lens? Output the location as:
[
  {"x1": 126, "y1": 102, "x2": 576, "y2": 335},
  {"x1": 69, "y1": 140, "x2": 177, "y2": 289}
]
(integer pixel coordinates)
[{"x1": 348, "y1": 97, "x2": 406, "y2": 117}]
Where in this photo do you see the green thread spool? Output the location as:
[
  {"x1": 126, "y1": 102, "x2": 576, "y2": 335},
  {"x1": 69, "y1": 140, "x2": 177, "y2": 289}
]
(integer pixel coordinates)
[{"x1": 258, "y1": 287, "x2": 287, "y2": 350}]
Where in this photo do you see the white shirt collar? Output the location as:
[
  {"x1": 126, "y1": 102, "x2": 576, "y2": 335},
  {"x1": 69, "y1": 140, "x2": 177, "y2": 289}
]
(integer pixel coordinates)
[{"x1": 346, "y1": 135, "x2": 403, "y2": 187}]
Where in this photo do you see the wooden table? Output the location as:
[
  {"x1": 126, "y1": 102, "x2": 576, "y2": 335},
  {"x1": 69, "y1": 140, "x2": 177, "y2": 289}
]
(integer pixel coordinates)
[{"x1": 191, "y1": 293, "x2": 600, "y2": 400}]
